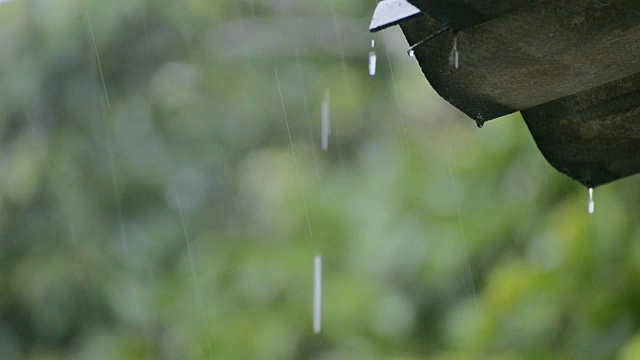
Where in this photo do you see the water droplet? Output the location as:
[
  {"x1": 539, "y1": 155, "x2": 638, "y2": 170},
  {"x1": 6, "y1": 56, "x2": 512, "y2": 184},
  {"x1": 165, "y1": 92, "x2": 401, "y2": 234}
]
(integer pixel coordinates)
[
  {"x1": 476, "y1": 121, "x2": 484, "y2": 128},
  {"x1": 408, "y1": 49, "x2": 415, "y2": 58},
  {"x1": 321, "y1": 89, "x2": 330, "y2": 151},
  {"x1": 449, "y1": 36, "x2": 459, "y2": 69},
  {"x1": 313, "y1": 255, "x2": 323, "y2": 334},
  {"x1": 588, "y1": 187, "x2": 594, "y2": 214},
  {"x1": 371, "y1": 39, "x2": 375, "y2": 48},
  {"x1": 368, "y1": 51, "x2": 377, "y2": 76}
]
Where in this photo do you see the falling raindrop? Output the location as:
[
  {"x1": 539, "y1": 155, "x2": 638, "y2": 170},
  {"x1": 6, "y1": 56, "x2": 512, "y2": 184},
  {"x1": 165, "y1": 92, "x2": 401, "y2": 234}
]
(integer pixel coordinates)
[
  {"x1": 368, "y1": 51, "x2": 377, "y2": 76},
  {"x1": 321, "y1": 89, "x2": 330, "y2": 151},
  {"x1": 369, "y1": 38, "x2": 377, "y2": 76},
  {"x1": 449, "y1": 36, "x2": 459, "y2": 69},
  {"x1": 275, "y1": 69, "x2": 313, "y2": 236},
  {"x1": 408, "y1": 49, "x2": 415, "y2": 58},
  {"x1": 175, "y1": 192, "x2": 213, "y2": 355},
  {"x1": 588, "y1": 187, "x2": 594, "y2": 214},
  {"x1": 313, "y1": 255, "x2": 322, "y2": 334},
  {"x1": 85, "y1": 8, "x2": 110, "y2": 109}
]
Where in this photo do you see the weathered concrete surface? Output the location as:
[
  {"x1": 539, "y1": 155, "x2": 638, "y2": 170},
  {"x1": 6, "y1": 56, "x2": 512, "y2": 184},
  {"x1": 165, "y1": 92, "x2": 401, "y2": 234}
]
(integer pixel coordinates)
[
  {"x1": 523, "y1": 73, "x2": 640, "y2": 188},
  {"x1": 407, "y1": 0, "x2": 544, "y2": 30},
  {"x1": 401, "y1": 0, "x2": 640, "y2": 121},
  {"x1": 371, "y1": 0, "x2": 640, "y2": 187}
]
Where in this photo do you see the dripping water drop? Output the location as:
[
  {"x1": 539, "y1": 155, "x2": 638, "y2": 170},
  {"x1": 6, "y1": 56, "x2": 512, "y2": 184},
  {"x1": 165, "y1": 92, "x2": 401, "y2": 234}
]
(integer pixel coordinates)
[
  {"x1": 408, "y1": 49, "x2": 415, "y2": 58},
  {"x1": 368, "y1": 51, "x2": 377, "y2": 76},
  {"x1": 476, "y1": 121, "x2": 484, "y2": 128},
  {"x1": 449, "y1": 36, "x2": 459, "y2": 69},
  {"x1": 588, "y1": 187, "x2": 594, "y2": 214},
  {"x1": 368, "y1": 37, "x2": 377, "y2": 76},
  {"x1": 321, "y1": 89, "x2": 330, "y2": 151},
  {"x1": 313, "y1": 254, "x2": 323, "y2": 334}
]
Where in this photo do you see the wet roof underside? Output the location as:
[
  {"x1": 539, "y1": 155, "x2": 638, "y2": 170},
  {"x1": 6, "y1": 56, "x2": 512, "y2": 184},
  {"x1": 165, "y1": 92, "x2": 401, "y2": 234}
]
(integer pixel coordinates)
[{"x1": 370, "y1": 0, "x2": 640, "y2": 187}]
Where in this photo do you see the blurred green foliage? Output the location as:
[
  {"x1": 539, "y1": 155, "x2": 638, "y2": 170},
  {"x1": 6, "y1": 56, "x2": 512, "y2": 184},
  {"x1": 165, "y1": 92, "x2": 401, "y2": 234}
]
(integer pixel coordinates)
[{"x1": 2, "y1": 0, "x2": 640, "y2": 359}]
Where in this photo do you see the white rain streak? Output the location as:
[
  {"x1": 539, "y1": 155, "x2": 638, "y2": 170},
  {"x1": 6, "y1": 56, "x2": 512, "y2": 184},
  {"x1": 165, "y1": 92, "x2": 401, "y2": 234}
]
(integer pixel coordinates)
[
  {"x1": 382, "y1": 31, "x2": 411, "y2": 159},
  {"x1": 313, "y1": 255, "x2": 323, "y2": 334},
  {"x1": 275, "y1": 69, "x2": 313, "y2": 236},
  {"x1": 85, "y1": 6, "x2": 129, "y2": 256},
  {"x1": 445, "y1": 146, "x2": 478, "y2": 301},
  {"x1": 321, "y1": 89, "x2": 331, "y2": 152},
  {"x1": 105, "y1": 133, "x2": 129, "y2": 257},
  {"x1": 330, "y1": 0, "x2": 354, "y2": 102},
  {"x1": 588, "y1": 187, "x2": 594, "y2": 214},
  {"x1": 176, "y1": 193, "x2": 213, "y2": 357},
  {"x1": 368, "y1": 39, "x2": 377, "y2": 76},
  {"x1": 295, "y1": 51, "x2": 321, "y2": 179},
  {"x1": 84, "y1": 8, "x2": 110, "y2": 109}
]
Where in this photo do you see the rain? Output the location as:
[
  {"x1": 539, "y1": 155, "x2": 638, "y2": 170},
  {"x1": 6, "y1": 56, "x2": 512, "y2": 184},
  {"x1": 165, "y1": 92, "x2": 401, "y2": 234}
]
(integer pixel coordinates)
[
  {"x1": 313, "y1": 254, "x2": 323, "y2": 334},
  {"x1": 1, "y1": 0, "x2": 639, "y2": 359},
  {"x1": 368, "y1": 38, "x2": 377, "y2": 76},
  {"x1": 321, "y1": 89, "x2": 331, "y2": 152}
]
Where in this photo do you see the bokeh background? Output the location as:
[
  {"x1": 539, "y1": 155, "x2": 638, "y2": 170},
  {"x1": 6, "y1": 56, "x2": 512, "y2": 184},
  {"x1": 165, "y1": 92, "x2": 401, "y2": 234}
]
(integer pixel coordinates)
[{"x1": 2, "y1": 0, "x2": 640, "y2": 358}]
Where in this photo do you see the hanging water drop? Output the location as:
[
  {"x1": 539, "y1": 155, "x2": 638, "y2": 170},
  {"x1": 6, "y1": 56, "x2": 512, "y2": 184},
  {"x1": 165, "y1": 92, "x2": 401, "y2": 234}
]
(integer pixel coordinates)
[
  {"x1": 368, "y1": 51, "x2": 377, "y2": 76},
  {"x1": 449, "y1": 36, "x2": 459, "y2": 69},
  {"x1": 408, "y1": 49, "x2": 415, "y2": 58},
  {"x1": 588, "y1": 187, "x2": 594, "y2": 214},
  {"x1": 313, "y1": 255, "x2": 323, "y2": 334},
  {"x1": 321, "y1": 89, "x2": 330, "y2": 151},
  {"x1": 476, "y1": 120, "x2": 484, "y2": 128}
]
